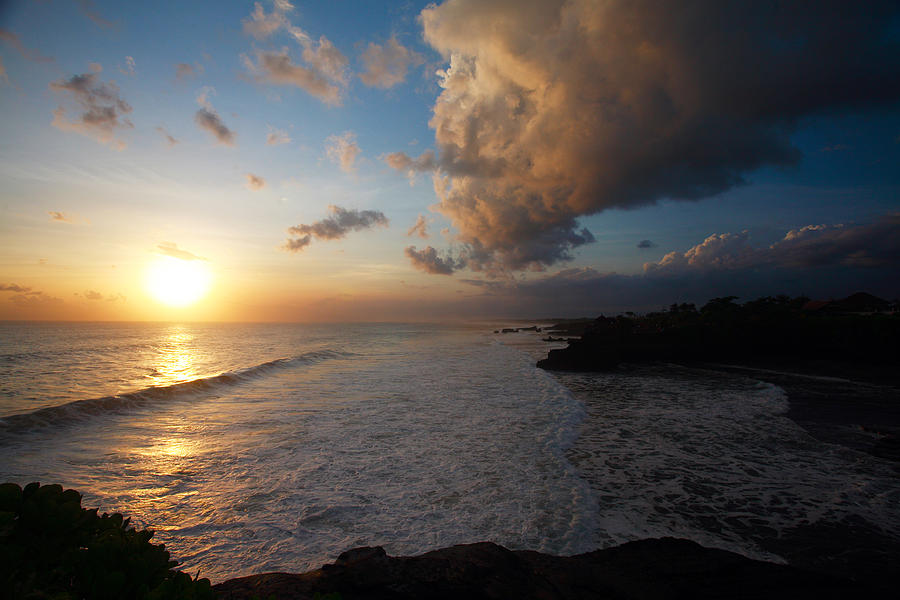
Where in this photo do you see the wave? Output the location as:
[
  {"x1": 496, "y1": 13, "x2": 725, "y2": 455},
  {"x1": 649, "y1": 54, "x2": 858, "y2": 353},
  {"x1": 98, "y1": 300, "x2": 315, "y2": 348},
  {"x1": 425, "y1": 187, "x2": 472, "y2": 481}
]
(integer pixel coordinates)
[{"x1": 0, "y1": 349, "x2": 350, "y2": 438}]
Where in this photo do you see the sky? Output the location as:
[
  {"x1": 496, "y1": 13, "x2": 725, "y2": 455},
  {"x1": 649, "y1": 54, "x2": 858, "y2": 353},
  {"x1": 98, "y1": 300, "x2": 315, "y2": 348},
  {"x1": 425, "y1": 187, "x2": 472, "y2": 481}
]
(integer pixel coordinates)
[{"x1": 1, "y1": 0, "x2": 899, "y2": 322}]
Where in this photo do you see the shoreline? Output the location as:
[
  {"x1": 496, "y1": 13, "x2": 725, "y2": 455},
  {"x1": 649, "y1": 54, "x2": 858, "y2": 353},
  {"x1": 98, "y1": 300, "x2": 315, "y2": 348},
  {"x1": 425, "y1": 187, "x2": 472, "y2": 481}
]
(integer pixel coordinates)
[{"x1": 682, "y1": 359, "x2": 900, "y2": 465}]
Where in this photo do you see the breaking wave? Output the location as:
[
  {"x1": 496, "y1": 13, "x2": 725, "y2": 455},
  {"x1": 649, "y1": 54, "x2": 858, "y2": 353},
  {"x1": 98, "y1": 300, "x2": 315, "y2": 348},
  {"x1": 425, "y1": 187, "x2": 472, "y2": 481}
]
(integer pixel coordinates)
[{"x1": 0, "y1": 349, "x2": 350, "y2": 437}]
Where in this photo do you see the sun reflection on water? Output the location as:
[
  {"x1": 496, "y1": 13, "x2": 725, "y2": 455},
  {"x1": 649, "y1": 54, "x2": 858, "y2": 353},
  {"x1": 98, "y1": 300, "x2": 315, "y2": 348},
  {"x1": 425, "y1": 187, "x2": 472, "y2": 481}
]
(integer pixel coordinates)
[{"x1": 150, "y1": 327, "x2": 199, "y2": 385}]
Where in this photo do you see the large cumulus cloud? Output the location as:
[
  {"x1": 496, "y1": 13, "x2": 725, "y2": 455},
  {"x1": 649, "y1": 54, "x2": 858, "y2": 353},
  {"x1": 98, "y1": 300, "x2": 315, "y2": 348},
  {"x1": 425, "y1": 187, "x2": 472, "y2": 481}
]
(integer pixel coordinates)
[{"x1": 389, "y1": 0, "x2": 900, "y2": 274}]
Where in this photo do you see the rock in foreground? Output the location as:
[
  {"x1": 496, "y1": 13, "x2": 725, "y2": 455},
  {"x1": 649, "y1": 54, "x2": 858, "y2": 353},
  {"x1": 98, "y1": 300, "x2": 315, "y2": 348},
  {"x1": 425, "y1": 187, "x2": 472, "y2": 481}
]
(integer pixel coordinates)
[{"x1": 213, "y1": 538, "x2": 866, "y2": 599}]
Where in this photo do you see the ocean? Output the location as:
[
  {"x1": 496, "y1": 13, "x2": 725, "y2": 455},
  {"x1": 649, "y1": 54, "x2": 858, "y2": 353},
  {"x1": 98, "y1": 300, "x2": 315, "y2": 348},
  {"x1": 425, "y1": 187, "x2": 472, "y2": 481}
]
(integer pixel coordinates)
[{"x1": 1, "y1": 322, "x2": 897, "y2": 583}]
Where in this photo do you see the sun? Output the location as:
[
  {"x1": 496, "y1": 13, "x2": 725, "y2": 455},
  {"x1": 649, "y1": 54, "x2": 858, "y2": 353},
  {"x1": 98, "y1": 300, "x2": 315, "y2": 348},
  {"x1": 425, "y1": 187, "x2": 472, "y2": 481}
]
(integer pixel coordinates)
[{"x1": 145, "y1": 256, "x2": 212, "y2": 307}]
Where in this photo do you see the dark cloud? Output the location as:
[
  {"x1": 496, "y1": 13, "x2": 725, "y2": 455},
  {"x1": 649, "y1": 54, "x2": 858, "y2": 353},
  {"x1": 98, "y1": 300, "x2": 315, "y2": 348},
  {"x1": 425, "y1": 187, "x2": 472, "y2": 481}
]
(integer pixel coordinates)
[
  {"x1": 0, "y1": 29, "x2": 54, "y2": 62},
  {"x1": 284, "y1": 205, "x2": 389, "y2": 252},
  {"x1": 359, "y1": 36, "x2": 423, "y2": 89},
  {"x1": 0, "y1": 283, "x2": 31, "y2": 293},
  {"x1": 84, "y1": 290, "x2": 103, "y2": 300},
  {"x1": 645, "y1": 215, "x2": 900, "y2": 275},
  {"x1": 49, "y1": 67, "x2": 133, "y2": 149},
  {"x1": 407, "y1": 215, "x2": 429, "y2": 239},
  {"x1": 156, "y1": 242, "x2": 205, "y2": 261},
  {"x1": 405, "y1": 246, "x2": 460, "y2": 275},
  {"x1": 637, "y1": 239, "x2": 657, "y2": 249},
  {"x1": 388, "y1": 0, "x2": 900, "y2": 274},
  {"x1": 194, "y1": 89, "x2": 235, "y2": 146},
  {"x1": 455, "y1": 216, "x2": 900, "y2": 316},
  {"x1": 245, "y1": 173, "x2": 266, "y2": 191}
]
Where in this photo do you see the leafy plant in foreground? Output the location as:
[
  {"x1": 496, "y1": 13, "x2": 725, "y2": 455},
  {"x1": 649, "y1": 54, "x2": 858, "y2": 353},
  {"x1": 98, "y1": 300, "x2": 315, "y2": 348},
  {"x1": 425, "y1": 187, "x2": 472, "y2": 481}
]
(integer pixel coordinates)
[{"x1": 0, "y1": 482, "x2": 214, "y2": 600}]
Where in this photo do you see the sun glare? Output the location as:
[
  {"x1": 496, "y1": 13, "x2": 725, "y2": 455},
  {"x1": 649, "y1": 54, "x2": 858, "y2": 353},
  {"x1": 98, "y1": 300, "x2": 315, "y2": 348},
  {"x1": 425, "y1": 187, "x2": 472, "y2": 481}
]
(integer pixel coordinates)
[{"x1": 145, "y1": 257, "x2": 212, "y2": 307}]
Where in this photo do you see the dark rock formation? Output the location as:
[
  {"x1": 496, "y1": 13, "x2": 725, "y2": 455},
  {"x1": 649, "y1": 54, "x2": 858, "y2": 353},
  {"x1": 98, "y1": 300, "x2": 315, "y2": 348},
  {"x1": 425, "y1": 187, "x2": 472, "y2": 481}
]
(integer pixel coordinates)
[{"x1": 213, "y1": 538, "x2": 866, "y2": 599}]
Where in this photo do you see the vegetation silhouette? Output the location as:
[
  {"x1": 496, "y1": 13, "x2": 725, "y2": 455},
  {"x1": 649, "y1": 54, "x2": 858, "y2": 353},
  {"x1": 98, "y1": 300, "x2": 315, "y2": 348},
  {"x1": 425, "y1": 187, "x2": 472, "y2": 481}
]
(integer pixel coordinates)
[{"x1": 0, "y1": 482, "x2": 214, "y2": 600}]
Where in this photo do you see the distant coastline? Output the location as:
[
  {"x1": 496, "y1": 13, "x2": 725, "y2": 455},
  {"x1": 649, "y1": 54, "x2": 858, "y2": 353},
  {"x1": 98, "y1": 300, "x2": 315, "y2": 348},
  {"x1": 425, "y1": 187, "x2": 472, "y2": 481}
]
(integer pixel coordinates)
[{"x1": 529, "y1": 292, "x2": 900, "y2": 464}]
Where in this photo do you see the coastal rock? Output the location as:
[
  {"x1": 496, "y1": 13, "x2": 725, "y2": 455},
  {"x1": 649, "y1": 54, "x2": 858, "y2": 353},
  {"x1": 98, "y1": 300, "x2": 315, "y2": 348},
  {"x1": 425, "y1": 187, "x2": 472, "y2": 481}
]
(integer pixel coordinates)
[{"x1": 213, "y1": 538, "x2": 865, "y2": 599}]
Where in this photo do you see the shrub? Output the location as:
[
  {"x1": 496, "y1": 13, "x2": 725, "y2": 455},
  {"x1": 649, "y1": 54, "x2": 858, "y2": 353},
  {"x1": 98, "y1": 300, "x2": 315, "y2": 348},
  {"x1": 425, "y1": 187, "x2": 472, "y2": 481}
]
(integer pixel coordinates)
[{"x1": 0, "y1": 482, "x2": 214, "y2": 600}]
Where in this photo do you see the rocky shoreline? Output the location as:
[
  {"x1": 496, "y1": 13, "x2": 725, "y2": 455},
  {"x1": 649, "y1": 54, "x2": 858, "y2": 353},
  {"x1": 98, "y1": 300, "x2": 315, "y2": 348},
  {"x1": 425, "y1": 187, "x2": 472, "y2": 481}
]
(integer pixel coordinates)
[{"x1": 213, "y1": 538, "x2": 868, "y2": 599}]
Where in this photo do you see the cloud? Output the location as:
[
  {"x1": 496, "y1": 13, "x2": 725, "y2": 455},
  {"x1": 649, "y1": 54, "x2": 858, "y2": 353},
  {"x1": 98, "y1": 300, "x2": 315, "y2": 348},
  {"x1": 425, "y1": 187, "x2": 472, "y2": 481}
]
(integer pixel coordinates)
[
  {"x1": 8, "y1": 290, "x2": 63, "y2": 309},
  {"x1": 407, "y1": 214, "x2": 430, "y2": 238},
  {"x1": 637, "y1": 239, "x2": 657, "y2": 249},
  {"x1": 241, "y1": 2, "x2": 348, "y2": 105},
  {"x1": 194, "y1": 88, "x2": 235, "y2": 146},
  {"x1": 245, "y1": 173, "x2": 266, "y2": 190},
  {"x1": 156, "y1": 242, "x2": 205, "y2": 261},
  {"x1": 359, "y1": 36, "x2": 423, "y2": 88},
  {"x1": 84, "y1": 290, "x2": 103, "y2": 300},
  {"x1": 325, "y1": 131, "x2": 361, "y2": 173},
  {"x1": 0, "y1": 29, "x2": 54, "y2": 62},
  {"x1": 388, "y1": 0, "x2": 900, "y2": 274},
  {"x1": 384, "y1": 150, "x2": 436, "y2": 183},
  {"x1": 266, "y1": 126, "x2": 291, "y2": 145},
  {"x1": 244, "y1": 47, "x2": 345, "y2": 105},
  {"x1": 155, "y1": 126, "x2": 178, "y2": 146},
  {"x1": 119, "y1": 56, "x2": 135, "y2": 76},
  {"x1": 284, "y1": 205, "x2": 388, "y2": 252},
  {"x1": 77, "y1": 0, "x2": 115, "y2": 28},
  {"x1": 0, "y1": 283, "x2": 31, "y2": 293},
  {"x1": 0, "y1": 56, "x2": 6, "y2": 85},
  {"x1": 49, "y1": 68, "x2": 133, "y2": 149},
  {"x1": 452, "y1": 215, "x2": 900, "y2": 316},
  {"x1": 242, "y1": 0, "x2": 292, "y2": 40},
  {"x1": 48, "y1": 211, "x2": 74, "y2": 223},
  {"x1": 644, "y1": 214, "x2": 900, "y2": 275},
  {"x1": 175, "y1": 62, "x2": 201, "y2": 80},
  {"x1": 405, "y1": 245, "x2": 460, "y2": 275}
]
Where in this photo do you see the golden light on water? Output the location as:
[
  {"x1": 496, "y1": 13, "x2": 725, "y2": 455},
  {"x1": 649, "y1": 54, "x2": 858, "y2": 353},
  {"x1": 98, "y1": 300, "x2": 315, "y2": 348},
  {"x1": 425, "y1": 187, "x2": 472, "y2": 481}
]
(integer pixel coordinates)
[{"x1": 145, "y1": 257, "x2": 212, "y2": 307}]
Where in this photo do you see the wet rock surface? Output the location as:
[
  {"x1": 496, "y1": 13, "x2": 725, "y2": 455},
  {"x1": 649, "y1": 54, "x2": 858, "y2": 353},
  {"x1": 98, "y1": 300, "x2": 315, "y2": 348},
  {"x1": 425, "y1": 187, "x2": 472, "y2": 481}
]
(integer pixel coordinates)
[{"x1": 213, "y1": 538, "x2": 868, "y2": 599}]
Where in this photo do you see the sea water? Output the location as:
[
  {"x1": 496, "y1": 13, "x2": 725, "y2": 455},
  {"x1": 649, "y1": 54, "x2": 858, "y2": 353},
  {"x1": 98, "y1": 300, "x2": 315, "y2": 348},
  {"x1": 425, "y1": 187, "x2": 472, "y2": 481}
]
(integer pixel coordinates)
[{"x1": 1, "y1": 322, "x2": 898, "y2": 582}]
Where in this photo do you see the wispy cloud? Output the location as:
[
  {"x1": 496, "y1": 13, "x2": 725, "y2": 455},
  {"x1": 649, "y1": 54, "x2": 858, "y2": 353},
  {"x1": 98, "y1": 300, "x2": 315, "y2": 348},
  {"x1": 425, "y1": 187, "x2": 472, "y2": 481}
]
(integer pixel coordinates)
[
  {"x1": 0, "y1": 29, "x2": 54, "y2": 62},
  {"x1": 266, "y1": 125, "x2": 291, "y2": 145},
  {"x1": 407, "y1": 214, "x2": 429, "y2": 239},
  {"x1": 49, "y1": 66, "x2": 133, "y2": 149},
  {"x1": 118, "y1": 56, "x2": 135, "y2": 76},
  {"x1": 175, "y1": 62, "x2": 201, "y2": 81},
  {"x1": 0, "y1": 283, "x2": 31, "y2": 293},
  {"x1": 155, "y1": 126, "x2": 178, "y2": 146},
  {"x1": 243, "y1": 49, "x2": 344, "y2": 106},
  {"x1": 245, "y1": 173, "x2": 266, "y2": 191},
  {"x1": 194, "y1": 88, "x2": 235, "y2": 146},
  {"x1": 359, "y1": 36, "x2": 423, "y2": 89},
  {"x1": 241, "y1": 1, "x2": 348, "y2": 105},
  {"x1": 77, "y1": 0, "x2": 115, "y2": 29},
  {"x1": 156, "y1": 242, "x2": 206, "y2": 261},
  {"x1": 48, "y1": 211, "x2": 74, "y2": 223},
  {"x1": 284, "y1": 205, "x2": 388, "y2": 252},
  {"x1": 325, "y1": 131, "x2": 361, "y2": 174}
]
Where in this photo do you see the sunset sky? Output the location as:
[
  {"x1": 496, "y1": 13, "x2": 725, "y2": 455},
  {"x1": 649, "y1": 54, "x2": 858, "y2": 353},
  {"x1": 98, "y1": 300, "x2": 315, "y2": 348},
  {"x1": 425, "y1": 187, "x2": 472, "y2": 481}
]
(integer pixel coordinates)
[{"x1": 1, "y1": 0, "x2": 899, "y2": 321}]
